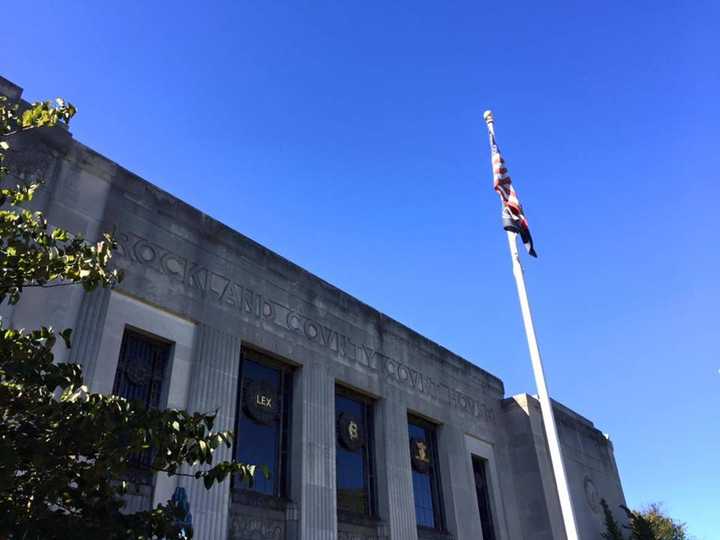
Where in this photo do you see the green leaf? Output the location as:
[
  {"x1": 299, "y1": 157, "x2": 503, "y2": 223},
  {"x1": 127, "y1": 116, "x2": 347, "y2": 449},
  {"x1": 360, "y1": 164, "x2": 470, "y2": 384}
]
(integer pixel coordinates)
[
  {"x1": 203, "y1": 472, "x2": 214, "y2": 489},
  {"x1": 60, "y1": 328, "x2": 72, "y2": 348}
]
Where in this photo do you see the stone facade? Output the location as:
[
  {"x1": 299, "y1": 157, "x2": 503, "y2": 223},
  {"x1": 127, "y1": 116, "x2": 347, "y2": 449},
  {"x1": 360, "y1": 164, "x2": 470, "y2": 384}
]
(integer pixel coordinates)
[{"x1": 1, "y1": 77, "x2": 627, "y2": 539}]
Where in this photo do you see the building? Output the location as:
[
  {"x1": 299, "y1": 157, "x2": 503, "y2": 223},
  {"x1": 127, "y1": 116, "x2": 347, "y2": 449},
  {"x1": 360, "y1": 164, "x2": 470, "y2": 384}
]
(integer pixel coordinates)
[{"x1": 1, "y1": 77, "x2": 627, "y2": 540}]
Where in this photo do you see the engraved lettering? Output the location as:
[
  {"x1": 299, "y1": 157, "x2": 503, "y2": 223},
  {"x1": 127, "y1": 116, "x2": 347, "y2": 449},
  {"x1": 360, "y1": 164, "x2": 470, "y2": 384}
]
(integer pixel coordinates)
[
  {"x1": 134, "y1": 241, "x2": 157, "y2": 263},
  {"x1": 397, "y1": 365, "x2": 409, "y2": 382},
  {"x1": 219, "y1": 282, "x2": 241, "y2": 308},
  {"x1": 303, "y1": 320, "x2": 318, "y2": 341},
  {"x1": 113, "y1": 227, "x2": 497, "y2": 423},
  {"x1": 242, "y1": 289, "x2": 255, "y2": 314},
  {"x1": 262, "y1": 300, "x2": 274, "y2": 319},
  {"x1": 423, "y1": 375, "x2": 436, "y2": 398},
  {"x1": 115, "y1": 232, "x2": 132, "y2": 261},
  {"x1": 210, "y1": 273, "x2": 230, "y2": 299},
  {"x1": 287, "y1": 311, "x2": 301, "y2": 332},
  {"x1": 458, "y1": 395, "x2": 468, "y2": 410},
  {"x1": 361, "y1": 345, "x2": 376, "y2": 367},
  {"x1": 319, "y1": 325, "x2": 338, "y2": 351},
  {"x1": 343, "y1": 336, "x2": 357, "y2": 360},
  {"x1": 409, "y1": 369, "x2": 424, "y2": 393},
  {"x1": 160, "y1": 252, "x2": 187, "y2": 280},
  {"x1": 186, "y1": 264, "x2": 209, "y2": 292}
]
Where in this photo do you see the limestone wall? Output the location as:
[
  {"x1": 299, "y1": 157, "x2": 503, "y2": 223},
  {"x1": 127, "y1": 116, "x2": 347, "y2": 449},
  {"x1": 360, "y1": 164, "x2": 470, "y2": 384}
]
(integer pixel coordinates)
[{"x1": 502, "y1": 395, "x2": 628, "y2": 540}]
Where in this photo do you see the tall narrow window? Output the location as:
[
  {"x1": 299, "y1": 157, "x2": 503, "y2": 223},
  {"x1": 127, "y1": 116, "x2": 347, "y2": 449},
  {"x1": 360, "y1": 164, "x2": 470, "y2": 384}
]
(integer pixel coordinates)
[
  {"x1": 472, "y1": 456, "x2": 497, "y2": 540},
  {"x1": 112, "y1": 328, "x2": 172, "y2": 484},
  {"x1": 408, "y1": 416, "x2": 444, "y2": 531},
  {"x1": 335, "y1": 387, "x2": 376, "y2": 517},
  {"x1": 234, "y1": 348, "x2": 292, "y2": 497}
]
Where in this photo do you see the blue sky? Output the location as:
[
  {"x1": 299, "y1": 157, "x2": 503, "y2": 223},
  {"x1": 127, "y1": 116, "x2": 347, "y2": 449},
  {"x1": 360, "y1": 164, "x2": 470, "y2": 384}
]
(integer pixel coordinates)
[{"x1": 3, "y1": 1, "x2": 718, "y2": 537}]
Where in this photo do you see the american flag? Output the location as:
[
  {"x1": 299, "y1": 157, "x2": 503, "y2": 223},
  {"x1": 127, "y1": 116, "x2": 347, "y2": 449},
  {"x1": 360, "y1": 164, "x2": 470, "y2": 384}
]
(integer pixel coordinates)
[{"x1": 490, "y1": 132, "x2": 537, "y2": 257}]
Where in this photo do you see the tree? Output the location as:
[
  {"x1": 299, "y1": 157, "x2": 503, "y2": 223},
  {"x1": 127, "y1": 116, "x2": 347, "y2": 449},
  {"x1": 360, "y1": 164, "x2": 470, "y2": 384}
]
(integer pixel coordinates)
[
  {"x1": 602, "y1": 498, "x2": 625, "y2": 540},
  {"x1": 0, "y1": 96, "x2": 256, "y2": 538},
  {"x1": 608, "y1": 504, "x2": 692, "y2": 540},
  {"x1": 602, "y1": 498, "x2": 691, "y2": 540},
  {"x1": 636, "y1": 504, "x2": 689, "y2": 540},
  {"x1": 621, "y1": 505, "x2": 656, "y2": 540}
]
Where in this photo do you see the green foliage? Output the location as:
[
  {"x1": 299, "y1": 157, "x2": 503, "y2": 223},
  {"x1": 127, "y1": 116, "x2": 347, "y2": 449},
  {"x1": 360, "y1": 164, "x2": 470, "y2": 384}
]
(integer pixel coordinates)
[
  {"x1": 0, "y1": 97, "x2": 257, "y2": 538},
  {"x1": 0, "y1": 97, "x2": 120, "y2": 305},
  {"x1": 0, "y1": 96, "x2": 76, "y2": 137},
  {"x1": 621, "y1": 505, "x2": 658, "y2": 540},
  {"x1": 608, "y1": 504, "x2": 691, "y2": 540},
  {"x1": 602, "y1": 498, "x2": 625, "y2": 540},
  {"x1": 635, "y1": 504, "x2": 689, "y2": 540}
]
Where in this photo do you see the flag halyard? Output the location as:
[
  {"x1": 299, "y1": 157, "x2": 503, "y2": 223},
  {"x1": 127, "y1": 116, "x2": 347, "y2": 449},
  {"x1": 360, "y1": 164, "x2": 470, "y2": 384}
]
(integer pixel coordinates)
[{"x1": 490, "y1": 134, "x2": 537, "y2": 257}]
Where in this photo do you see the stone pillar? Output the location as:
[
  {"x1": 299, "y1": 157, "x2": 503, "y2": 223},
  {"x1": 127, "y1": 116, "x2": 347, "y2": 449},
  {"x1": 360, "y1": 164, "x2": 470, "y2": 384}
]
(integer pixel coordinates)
[
  {"x1": 438, "y1": 425, "x2": 476, "y2": 538},
  {"x1": 178, "y1": 325, "x2": 241, "y2": 540},
  {"x1": 299, "y1": 361, "x2": 336, "y2": 539},
  {"x1": 67, "y1": 287, "x2": 111, "y2": 386},
  {"x1": 380, "y1": 390, "x2": 417, "y2": 540}
]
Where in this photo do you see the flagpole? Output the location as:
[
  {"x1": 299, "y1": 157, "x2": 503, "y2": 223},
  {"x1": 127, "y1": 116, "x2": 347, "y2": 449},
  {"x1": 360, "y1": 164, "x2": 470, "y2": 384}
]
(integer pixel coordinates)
[{"x1": 484, "y1": 111, "x2": 580, "y2": 540}]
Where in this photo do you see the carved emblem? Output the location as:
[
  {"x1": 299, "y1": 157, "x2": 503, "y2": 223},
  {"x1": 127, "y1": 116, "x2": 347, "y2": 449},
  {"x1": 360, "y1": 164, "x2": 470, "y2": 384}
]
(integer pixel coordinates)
[
  {"x1": 230, "y1": 515, "x2": 283, "y2": 540},
  {"x1": 410, "y1": 438, "x2": 431, "y2": 473},
  {"x1": 337, "y1": 412, "x2": 364, "y2": 452},
  {"x1": 124, "y1": 360, "x2": 150, "y2": 386},
  {"x1": 243, "y1": 380, "x2": 279, "y2": 425},
  {"x1": 584, "y1": 476, "x2": 600, "y2": 514}
]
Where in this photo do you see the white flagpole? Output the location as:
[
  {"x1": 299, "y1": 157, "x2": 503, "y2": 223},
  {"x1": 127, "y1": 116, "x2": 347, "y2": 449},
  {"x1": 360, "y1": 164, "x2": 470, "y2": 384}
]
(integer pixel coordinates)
[{"x1": 484, "y1": 111, "x2": 580, "y2": 540}]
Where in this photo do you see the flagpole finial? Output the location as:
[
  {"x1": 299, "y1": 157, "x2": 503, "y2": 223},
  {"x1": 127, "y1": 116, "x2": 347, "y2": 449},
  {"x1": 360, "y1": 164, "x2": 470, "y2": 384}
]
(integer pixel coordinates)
[{"x1": 484, "y1": 110, "x2": 496, "y2": 136}]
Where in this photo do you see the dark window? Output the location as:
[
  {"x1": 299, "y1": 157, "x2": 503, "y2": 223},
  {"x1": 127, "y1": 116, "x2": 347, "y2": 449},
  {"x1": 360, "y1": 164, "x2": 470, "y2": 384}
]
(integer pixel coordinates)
[
  {"x1": 335, "y1": 387, "x2": 376, "y2": 517},
  {"x1": 112, "y1": 328, "x2": 172, "y2": 484},
  {"x1": 233, "y1": 348, "x2": 292, "y2": 497},
  {"x1": 472, "y1": 456, "x2": 496, "y2": 540},
  {"x1": 408, "y1": 416, "x2": 444, "y2": 531}
]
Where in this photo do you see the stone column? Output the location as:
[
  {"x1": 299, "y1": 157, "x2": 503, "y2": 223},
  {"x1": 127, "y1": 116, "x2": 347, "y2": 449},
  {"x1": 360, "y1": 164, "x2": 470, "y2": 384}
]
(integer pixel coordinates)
[
  {"x1": 178, "y1": 325, "x2": 241, "y2": 540},
  {"x1": 299, "y1": 361, "x2": 337, "y2": 540},
  {"x1": 437, "y1": 425, "x2": 476, "y2": 538},
  {"x1": 380, "y1": 390, "x2": 417, "y2": 540},
  {"x1": 67, "y1": 287, "x2": 111, "y2": 386}
]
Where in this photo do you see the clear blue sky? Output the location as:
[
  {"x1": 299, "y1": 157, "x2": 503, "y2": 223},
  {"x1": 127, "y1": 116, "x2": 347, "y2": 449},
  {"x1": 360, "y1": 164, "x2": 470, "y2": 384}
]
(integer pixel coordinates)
[{"x1": 3, "y1": 1, "x2": 718, "y2": 537}]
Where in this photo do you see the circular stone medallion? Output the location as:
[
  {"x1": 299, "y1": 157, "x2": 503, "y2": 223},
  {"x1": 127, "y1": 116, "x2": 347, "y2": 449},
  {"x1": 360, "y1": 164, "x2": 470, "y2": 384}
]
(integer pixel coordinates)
[
  {"x1": 337, "y1": 412, "x2": 364, "y2": 452},
  {"x1": 584, "y1": 476, "x2": 600, "y2": 514}
]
